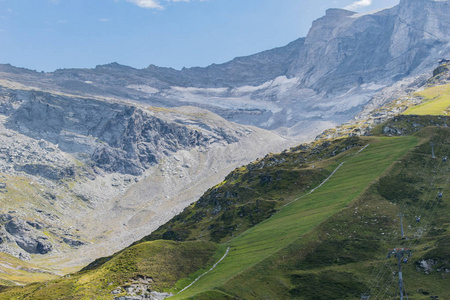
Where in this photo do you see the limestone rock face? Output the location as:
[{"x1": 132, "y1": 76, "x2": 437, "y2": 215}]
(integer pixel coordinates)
[
  {"x1": 390, "y1": 0, "x2": 450, "y2": 58},
  {"x1": 289, "y1": 0, "x2": 450, "y2": 94},
  {"x1": 5, "y1": 90, "x2": 245, "y2": 175}
]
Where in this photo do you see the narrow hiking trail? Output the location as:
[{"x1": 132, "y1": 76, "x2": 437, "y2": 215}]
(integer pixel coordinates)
[
  {"x1": 175, "y1": 247, "x2": 231, "y2": 295},
  {"x1": 174, "y1": 144, "x2": 371, "y2": 296},
  {"x1": 284, "y1": 143, "x2": 370, "y2": 208}
]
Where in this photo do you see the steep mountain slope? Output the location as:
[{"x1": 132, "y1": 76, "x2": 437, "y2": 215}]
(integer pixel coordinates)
[
  {"x1": 145, "y1": 134, "x2": 422, "y2": 299},
  {"x1": 0, "y1": 80, "x2": 292, "y2": 275},
  {"x1": 208, "y1": 129, "x2": 449, "y2": 300},
  {"x1": 288, "y1": 0, "x2": 450, "y2": 92},
  {"x1": 0, "y1": 0, "x2": 449, "y2": 295},
  {"x1": 3, "y1": 118, "x2": 448, "y2": 299},
  {"x1": 3, "y1": 65, "x2": 448, "y2": 299}
]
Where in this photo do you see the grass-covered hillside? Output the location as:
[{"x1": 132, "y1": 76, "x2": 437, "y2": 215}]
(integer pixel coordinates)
[
  {"x1": 0, "y1": 240, "x2": 219, "y2": 299},
  {"x1": 0, "y1": 252, "x2": 58, "y2": 287},
  {"x1": 0, "y1": 72, "x2": 449, "y2": 299},
  {"x1": 404, "y1": 83, "x2": 450, "y2": 116},
  {"x1": 404, "y1": 62, "x2": 450, "y2": 116},
  {"x1": 1, "y1": 120, "x2": 449, "y2": 299},
  {"x1": 136, "y1": 137, "x2": 366, "y2": 244},
  {"x1": 168, "y1": 134, "x2": 421, "y2": 299},
  {"x1": 200, "y1": 127, "x2": 449, "y2": 300}
]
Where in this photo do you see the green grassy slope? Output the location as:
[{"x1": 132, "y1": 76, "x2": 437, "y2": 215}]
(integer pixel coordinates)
[
  {"x1": 171, "y1": 135, "x2": 419, "y2": 299},
  {"x1": 404, "y1": 83, "x2": 450, "y2": 116},
  {"x1": 214, "y1": 128, "x2": 450, "y2": 299},
  {"x1": 0, "y1": 253, "x2": 58, "y2": 286},
  {"x1": 3, "y1": 125, "x2": 449, "y2": 299},
  {"x1": 138, "y1": 137, "x2": 366, "y2": 245},
  {"x1": 0, "y1": 240, "x2": 218, "y2": 299}
]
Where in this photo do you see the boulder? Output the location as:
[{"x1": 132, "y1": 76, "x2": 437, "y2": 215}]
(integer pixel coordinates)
[{"x1": 5, "y1": 219, "x2": 52, "y2": 254}]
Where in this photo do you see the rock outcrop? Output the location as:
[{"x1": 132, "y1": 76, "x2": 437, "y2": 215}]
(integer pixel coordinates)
[
  {"x1": 4, "y1": 89, "x2": 246, "y2": 176},
  {"x1": 4, "y1": 218, "x2": 52, "y2": 255}
]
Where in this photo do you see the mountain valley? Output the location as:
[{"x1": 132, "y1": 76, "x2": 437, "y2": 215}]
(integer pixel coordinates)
[
  {"x1": 0, "y1": 83, "x2": 291, "y2": 273},
  {"x1": 0, "y1": 0, "x2": 449, "y2": 299}
]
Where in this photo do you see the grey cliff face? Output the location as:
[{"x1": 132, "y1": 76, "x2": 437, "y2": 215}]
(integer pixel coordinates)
[
  {"x1": 289, "y1": 0, "x2": 450, "y2": 93},
  {"x1": 4, "y1": 90, "x2": 244, "y2": 175},
  {"x1": 288, "y1": 8, "x2": 398, "y2": 92}
]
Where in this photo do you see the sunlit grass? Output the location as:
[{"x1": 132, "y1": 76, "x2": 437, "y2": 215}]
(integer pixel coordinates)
[
  {"x1": 172, "y1": 136, "x2": 417, "y2": 299},
  {"x1": 404, "y1": 84, "x2": 450, "y2": 115},
  {"x1": 0, "y1": 253, "x2": 58, "y2": 286}
]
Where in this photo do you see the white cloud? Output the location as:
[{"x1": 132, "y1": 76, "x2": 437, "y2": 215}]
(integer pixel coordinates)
[
  {"x1": 126, "y1": 0, "x2": 164, "y2": 9},
  {"x1": 344, "y1": 0, "x2": 372, "y2": 11},
  {"x1": 126, "y1": 0, "x2": 206, "y2": 9},
  {"x1": 99, "y1": 18, "x2": 109, "y2": 22}
]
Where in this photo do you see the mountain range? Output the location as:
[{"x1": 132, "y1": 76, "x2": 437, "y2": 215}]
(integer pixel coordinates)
[
  {"x1": 1, "y1": 65, "x2": 449, "y2": 298},
  {"x1": 2, "y1": 0, "x2": 449, "y2": 136},
  {"x1": 0, "y1": 0, "x2": 449, "y2": 297}
]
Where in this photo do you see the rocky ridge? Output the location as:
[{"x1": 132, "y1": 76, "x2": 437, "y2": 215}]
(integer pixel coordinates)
[
  {"x1": 0, "y1": 81, "x2": 291, "y2": 273},
  {"x1": 1, "y1": 0, "x2": 449, "y2": 137},
  {"x1": 315, "y1": 62, "x2": 450, "y2": 141}
]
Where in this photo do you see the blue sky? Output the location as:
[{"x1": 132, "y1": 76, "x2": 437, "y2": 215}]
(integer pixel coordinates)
[{"x1": 0, "y1": 0, "x2": 400, "y2": 72}]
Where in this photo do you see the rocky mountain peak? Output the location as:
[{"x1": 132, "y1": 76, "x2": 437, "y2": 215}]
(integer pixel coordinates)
[
  {"x1": 305, "y1": 9, "x2": 356, "y2": 44},
  {"x1": 324, "y1": 8, "x2": 356, "y2": 17},
  {"x1": 288, "y1": 0, "x2": 449, "y2": 94},
  {"x1": 94, "y1": 62, "x2": 138, "y2": 72}
]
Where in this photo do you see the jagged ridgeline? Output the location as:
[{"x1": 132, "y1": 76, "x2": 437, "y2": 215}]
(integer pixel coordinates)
[{"x1": 1, "y1": 113, "x2": 449, "y2": 299}]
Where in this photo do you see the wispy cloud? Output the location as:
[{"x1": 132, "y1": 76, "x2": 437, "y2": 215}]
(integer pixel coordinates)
[
  {"x1": 126, "y1": 0, "x2": 205, "y2": 9},
  {"x1": 99, "y1": 18, "x2": 109, "y2": 22},
  {"x1": 126, "y1": 0, "x2": 164, "y2": 9},
  {"x1": 344, "y1": 0, "x2": 372, "y2": 11}
]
